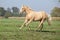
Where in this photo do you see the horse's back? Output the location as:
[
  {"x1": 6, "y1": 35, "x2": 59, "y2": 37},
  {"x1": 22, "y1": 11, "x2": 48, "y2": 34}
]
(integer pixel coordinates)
[
  {"x1": 35, "y1": 11, "x2": 48, "y2": 18},
  {"x1": 40, "y1": 11, "x2": 48, "y2": 18},
  {"x1": 33, "y1": 11, "x2": 47, "y2": 20}
]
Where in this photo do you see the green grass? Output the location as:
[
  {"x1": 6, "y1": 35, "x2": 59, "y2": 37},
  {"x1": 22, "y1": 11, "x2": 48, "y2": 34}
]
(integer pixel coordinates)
[{"x1": 0, "y1": 18, "x2": 60, "y2": 40}]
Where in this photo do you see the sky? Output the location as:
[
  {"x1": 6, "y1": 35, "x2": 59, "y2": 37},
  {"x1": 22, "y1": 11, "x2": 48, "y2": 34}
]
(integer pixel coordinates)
[{"x1": 0, "y1": 0, "x2": 60, "y2": 14}]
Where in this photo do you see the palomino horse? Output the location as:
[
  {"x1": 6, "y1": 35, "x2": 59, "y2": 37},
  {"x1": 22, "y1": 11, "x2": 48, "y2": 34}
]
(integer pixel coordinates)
[{"x1": 19, "y1": 5, "x2": 51, "y2": 31}]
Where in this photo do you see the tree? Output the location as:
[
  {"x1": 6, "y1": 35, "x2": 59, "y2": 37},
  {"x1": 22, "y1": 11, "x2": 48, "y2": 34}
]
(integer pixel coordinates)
[
  {"x1": 0, "y1": 7, "x2": 6, "y2": 16},
  {"x1": 51, "y1": 7, "x2": 60, "y2": 17},
  {"x1": 59, "y1": 0, "x2": 60, "y2": 2},
  {"x1": 12, "y1": 7, "x2": 19, "y2": 16},
  {"x1": 4, "y1": 8, "x2": 12, "y2": 18}
]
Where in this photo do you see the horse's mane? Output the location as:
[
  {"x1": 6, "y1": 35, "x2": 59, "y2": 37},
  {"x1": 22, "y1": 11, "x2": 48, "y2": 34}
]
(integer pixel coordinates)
[
  {"x1": 22, "y1": 5, "x2": 35, "y2": 12},
  {"x1": 25, "y1": 6, "x2": 34, "y2": 11}
]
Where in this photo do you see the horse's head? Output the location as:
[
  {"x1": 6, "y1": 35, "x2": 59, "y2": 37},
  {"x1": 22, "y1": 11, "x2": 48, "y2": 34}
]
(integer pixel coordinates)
[
  {"x1": 19, "y1": 5, "x2": 32, "y2": 14},
  {"x1": 19, "y1": 5, "x2": 28, "y2": 14}
]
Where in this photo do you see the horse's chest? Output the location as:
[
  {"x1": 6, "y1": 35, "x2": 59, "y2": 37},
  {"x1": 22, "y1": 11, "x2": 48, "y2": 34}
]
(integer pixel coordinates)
[{"x1": 26, "y1": 14, "x2": 34, "y2": 19}]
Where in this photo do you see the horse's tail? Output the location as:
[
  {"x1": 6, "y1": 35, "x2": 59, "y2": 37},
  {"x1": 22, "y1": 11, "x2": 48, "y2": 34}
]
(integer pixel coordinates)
[{"x1": 47, "y1": 14, "x2": 52, "y2": 26}]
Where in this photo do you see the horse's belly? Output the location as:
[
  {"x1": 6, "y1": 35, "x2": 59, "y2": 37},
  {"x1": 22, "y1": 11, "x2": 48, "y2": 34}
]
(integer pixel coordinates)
[
  {"x1": 34, "y1": 17, "x2": 42, "y2": 21},
  {"x1": 33, "y1": 14, "x2": 42, "y2": 21}
]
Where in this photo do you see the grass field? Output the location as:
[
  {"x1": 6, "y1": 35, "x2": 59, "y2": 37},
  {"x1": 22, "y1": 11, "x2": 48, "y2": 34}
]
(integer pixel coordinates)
[{"x1": 0, "y1": 18, "x2": 60, "y2": 40}]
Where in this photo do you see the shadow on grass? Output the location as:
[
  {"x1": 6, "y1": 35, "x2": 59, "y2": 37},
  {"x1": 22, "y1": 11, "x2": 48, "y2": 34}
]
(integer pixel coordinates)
[
  {"x1": 27, "y1": 30, "x2": 56, "y2": 33},
  {"x1": 37, "y1": 30, "x2": 55, "y2": 33}
]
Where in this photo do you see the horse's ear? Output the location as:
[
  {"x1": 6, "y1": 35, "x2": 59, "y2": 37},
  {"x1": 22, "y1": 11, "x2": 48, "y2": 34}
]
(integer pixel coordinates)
[{"x1": 22, "y1": 4, "x2": 25, "y2": 7}]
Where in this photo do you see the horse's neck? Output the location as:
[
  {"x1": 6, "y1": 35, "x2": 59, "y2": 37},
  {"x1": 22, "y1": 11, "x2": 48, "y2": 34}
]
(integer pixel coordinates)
[{"x1": 25, "y1": 8, "x2": 32, "y2": 14}]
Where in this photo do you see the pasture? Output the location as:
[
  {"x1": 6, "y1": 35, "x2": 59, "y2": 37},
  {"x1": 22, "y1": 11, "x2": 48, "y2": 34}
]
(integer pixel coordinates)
[{"x1": 0, "y1": 17, "x2": 60, "y2": 40}]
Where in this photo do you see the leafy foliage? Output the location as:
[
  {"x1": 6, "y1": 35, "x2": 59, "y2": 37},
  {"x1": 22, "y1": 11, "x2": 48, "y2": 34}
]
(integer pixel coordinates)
[
  {"x1": 0, "y1": 7, "x2": 6, "y2": 16},
  {"x1": 12, "y1": 7, "x2": 20, "y2": 16},
  {"x1": 4, "y1": 8, "x2": 12, "y2": 18},
  {"x1": 51, "y1": 7, "x2": 60, "y2": 17}
]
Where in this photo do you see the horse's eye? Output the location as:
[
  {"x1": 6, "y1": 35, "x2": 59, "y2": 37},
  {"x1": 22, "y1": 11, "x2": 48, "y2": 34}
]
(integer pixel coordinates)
[
  {"x1": 22, "y1": 8, "x2": 24, "y2": 10},
  {"x1": 22, "y1": 8, "x2": 23, "y2": 9},
  {"x1": 22, "y1": 8, "x2": 25, "y2": 11}
]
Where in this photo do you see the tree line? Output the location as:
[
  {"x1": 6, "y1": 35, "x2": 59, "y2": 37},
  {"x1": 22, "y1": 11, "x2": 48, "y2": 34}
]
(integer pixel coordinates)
[
  {"x1": 51, "y1": 7, "x2": 60, "y2": 17},
  {"x1": 0, "y1": 7, "x2": 26, "y2": 18},
  {"x1": 0, "y1": 7, "x2": 60, "y2": 18}
]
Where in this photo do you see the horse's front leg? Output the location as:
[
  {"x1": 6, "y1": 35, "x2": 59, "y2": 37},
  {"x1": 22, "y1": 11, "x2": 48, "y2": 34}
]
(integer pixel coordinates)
[
  {"x1": 19, "y1": 19, "x2": 28, "y2": 29},
  {"x1": 25, "y1": 18, "x2": 33, "y2": 30}
]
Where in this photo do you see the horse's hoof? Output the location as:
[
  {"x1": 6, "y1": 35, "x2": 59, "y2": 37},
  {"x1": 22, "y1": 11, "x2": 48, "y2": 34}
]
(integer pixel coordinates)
[{"x1": 19, "y1": 27, "x2": 22, "y2": 30}]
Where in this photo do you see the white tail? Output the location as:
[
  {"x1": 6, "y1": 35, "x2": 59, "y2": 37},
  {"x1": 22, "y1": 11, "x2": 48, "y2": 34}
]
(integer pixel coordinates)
[{"x1": 47, "y1": 14, "x2": 52, "y2": 25}]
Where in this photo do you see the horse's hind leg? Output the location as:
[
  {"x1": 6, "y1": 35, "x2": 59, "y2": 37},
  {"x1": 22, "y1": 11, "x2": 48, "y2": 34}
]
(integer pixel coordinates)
[
  {"x1": 39, "y1": 23, "x2": 43, "y2": 31},
  {"x1": 36, "y1": 19, "x2": 44, "y2": 31}
]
